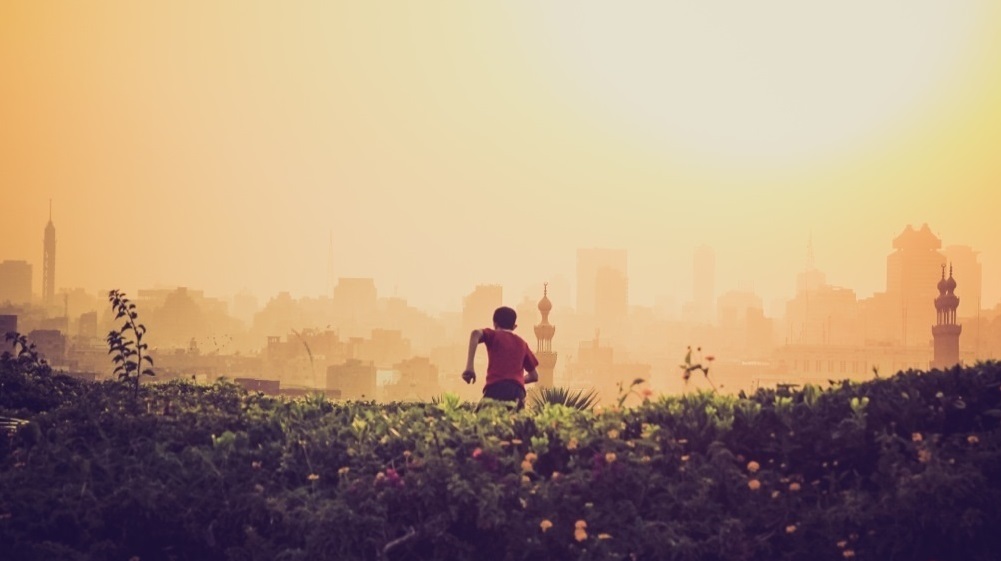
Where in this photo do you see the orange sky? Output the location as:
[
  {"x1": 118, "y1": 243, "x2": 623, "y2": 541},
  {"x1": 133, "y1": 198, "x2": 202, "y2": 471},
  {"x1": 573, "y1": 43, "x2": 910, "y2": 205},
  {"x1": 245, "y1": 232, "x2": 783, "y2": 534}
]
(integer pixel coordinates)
[{"x1": 2, "y1": 1, "x2": 1000, "y2": 313}]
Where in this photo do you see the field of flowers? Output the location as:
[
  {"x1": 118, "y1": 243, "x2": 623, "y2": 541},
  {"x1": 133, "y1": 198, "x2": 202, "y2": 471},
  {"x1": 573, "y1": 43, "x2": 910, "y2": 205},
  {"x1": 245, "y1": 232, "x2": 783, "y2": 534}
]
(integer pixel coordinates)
[{"x1": 2, "y1": 360, "x2": 1000, "y2": 561}]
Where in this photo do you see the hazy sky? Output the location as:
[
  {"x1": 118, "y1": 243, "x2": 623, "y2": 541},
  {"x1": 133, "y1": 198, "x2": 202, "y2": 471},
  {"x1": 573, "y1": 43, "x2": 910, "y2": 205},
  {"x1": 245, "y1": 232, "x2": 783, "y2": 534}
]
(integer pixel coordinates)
[{"x1": 2, "y1": 1, "x2": 1000, "y2": 313}]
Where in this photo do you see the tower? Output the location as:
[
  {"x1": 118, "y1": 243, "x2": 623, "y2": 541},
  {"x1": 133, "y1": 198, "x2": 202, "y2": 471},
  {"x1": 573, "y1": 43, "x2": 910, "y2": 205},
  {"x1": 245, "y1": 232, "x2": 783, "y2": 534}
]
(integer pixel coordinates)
[
  {"x1": 931, "y1": 265, "x2": 962, "y2": 369},
  {"x1": 533, "y1": 283, "x2": 558, "y2": 388},
  {"x1": 43, "y1": 201, "x2": 56, "y2": 303}
]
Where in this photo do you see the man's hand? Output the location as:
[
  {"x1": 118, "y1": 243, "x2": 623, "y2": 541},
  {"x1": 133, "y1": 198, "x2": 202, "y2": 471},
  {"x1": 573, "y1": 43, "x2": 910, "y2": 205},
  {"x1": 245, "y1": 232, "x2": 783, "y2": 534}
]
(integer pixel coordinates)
[
  {"x1": 525, "y1": 370, "x2": 539, "y2": 384},
  {"x1": 462, "y1": 370, "x2": 477, "y2": 384}
]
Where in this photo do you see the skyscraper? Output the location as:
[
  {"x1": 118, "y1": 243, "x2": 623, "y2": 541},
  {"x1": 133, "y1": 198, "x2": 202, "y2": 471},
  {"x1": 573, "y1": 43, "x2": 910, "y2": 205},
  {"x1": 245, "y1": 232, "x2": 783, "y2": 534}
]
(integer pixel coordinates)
[
  {"x1": 886, "y1": 224, "x2": 944, "y2": 346},
  {"x1": 576, "y1": 248, "x2": 627, "y2": 317},
  {"x1": 43, "y1": 202, "x2": 56, "y2": 303},
  {"x1": 0, "y1": 260, "x2": 32, "y2": 305}
]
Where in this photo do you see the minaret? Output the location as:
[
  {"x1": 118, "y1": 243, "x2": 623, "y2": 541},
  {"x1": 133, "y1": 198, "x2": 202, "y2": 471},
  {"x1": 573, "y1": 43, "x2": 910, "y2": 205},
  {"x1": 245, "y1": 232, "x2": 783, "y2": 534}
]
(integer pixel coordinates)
[
  {"x1": 533, "y1": 283, "x2": 558, "y2": 388},
  {"x1": 931, "y1": 264, "x2": 961, "y2": 369},
  {"x1": 43, "y1": 201, "x2": 56, "y2": 303}
]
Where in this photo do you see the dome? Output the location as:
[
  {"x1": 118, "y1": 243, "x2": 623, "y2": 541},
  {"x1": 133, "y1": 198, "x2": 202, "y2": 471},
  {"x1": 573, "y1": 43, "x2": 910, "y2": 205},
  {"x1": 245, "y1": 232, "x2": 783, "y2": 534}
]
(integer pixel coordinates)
[
  {"x1": 538, "y1": 294, "x2": 552, "y2": 313},
  {"x1": 945, "y1": 270, "x2": 957, "y2": 293},
  {"x1": 937, "y1": 268, "x2": 948, "y2": 294}
]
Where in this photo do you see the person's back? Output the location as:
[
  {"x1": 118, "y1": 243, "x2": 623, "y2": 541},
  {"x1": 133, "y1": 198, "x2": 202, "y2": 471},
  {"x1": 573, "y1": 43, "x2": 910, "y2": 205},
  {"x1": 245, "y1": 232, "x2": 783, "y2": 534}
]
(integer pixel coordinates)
[{"x1": 462, "y1": 306, "x2": 539, "y2": 408}]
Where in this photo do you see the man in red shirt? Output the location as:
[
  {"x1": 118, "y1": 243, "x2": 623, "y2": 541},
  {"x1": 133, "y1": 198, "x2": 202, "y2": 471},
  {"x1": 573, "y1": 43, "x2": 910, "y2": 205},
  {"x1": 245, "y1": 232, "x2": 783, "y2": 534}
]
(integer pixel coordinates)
[{"x1": 462, "y1": 306, "x2": 539, "y2": 408}]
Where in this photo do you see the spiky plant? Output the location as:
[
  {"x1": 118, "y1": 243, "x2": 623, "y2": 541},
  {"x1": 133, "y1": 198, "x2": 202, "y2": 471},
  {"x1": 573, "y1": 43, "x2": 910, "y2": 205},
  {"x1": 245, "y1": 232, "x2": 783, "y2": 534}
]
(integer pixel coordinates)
[{"x1": 528, "y1": 386, "x2": 599, "y2": 413}]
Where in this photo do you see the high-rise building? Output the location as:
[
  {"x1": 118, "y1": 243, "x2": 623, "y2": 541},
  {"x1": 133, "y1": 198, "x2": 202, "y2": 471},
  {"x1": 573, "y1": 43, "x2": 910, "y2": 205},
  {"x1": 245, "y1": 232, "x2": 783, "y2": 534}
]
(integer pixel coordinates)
[
  {"x1": 692, "y1": 245, "x2": 716, "y2": 323},
  {"x1": 576, "y1": 248, "x2": 627, "y2": 317},
  {"x1": 533, "y1": 284, "x2": 557, "y2": 388},
  {"x1": 0, "y1": 261, "x2": 32, "y2": 305},
  {"x1": 931, "y1": 265, "x2": 961, "y2": 369},
  {"x1": 886, "y1": 224, "x2": 945, "y2": 347},
  {"x1": 462, "y1": 284, "x2": 503, "y2": 334},
  {"x1": 43, "y1": 202, "x2": 56, "y2": 303}
]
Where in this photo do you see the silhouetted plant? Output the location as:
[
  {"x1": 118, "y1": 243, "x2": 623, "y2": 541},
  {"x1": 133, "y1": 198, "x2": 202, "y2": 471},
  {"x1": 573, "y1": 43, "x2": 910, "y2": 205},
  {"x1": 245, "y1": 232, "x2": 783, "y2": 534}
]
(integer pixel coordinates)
[
  {"x1": 680, "y1": 345, "x2": 717, "y2": 391},
  {"x1": 106, "y1": 289, "x2": 154, "y2": 398},
  {"x1": 528, "y1": 385, "x2": 599, "y2": 412},
  {"x1": 1, "y1": 331, "x2": 51, "y2": 378}
]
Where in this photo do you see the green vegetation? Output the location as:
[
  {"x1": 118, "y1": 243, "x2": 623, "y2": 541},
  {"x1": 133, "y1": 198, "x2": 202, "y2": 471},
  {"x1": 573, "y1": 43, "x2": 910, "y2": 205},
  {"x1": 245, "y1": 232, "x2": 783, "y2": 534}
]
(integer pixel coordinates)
[
  {"x1": 1, "y1": 356, "x2": 1000, "y2": 560},
  {"x1": 106, "y1": 289, "x2": 155, "y2": 398},
  {"x1": 528, "y1": 386, "x2": 600, "y2": 412}
]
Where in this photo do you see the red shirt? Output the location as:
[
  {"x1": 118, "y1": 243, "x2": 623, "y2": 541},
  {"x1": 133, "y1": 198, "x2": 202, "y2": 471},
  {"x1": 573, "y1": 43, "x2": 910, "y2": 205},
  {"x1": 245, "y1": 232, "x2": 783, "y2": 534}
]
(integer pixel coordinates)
[{"x1": 481, "y1": 328, "x2": 539, "y2": 388}]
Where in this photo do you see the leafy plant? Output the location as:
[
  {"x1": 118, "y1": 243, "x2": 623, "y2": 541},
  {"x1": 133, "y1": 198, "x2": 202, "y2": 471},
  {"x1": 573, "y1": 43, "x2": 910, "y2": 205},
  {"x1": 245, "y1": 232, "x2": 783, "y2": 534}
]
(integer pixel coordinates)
[
  {"x1": 528, "y1": 386, "x2": 599, "y2": 412},
  {"x1": 106, "y1": 289, "x2": 154, "y2": 398},
  {"x1": 1, "y1": 332, "x2": 51, "y2": 378},
  {"x1": 680, "y1": 345, "x2": 717, "y2": 390}
]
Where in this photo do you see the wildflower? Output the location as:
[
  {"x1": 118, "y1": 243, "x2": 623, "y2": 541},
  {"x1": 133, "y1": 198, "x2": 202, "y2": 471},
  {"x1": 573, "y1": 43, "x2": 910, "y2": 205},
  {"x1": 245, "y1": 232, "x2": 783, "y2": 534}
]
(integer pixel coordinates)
[
  {"x1": 771, "y1": 491, "x2": 780, "y2": 499},
  {"x1": 551, "y1": 471, "x2": 562, "y2": 481},
  {"x1": 607, "y1": 429, "x2": 620, "y2": 439},
  {"x1": 677, "y1": 438, "x2": 688, "y2": 445},
  {"x1": 598, "y1": 533, "x2": 612, "y2": 540},
  {"x1": 521, "y1": 475, "x2": 531, "y2": 485},
  {"x1": 605, "y1": 452, "x2": 617, "y2": 464},
  {"x1": 254, "y1": 483, "x2": 264, "y2": 493},
  {"x1": 789, "y1": 482, "x2": 801, "y2": 492},
  {"x1": 918, "y1": 448, "x2": 932, "y2": 463},
  {"x1": 837, "y1": 540, "x2": 847, "y2": 549},
  {"x1": 525, "y1": 452, "x2": 538, "y2": 463},
  {"x1": 521, "y1": 460, "x2": 534, "y2": 472},
  {"x1": 748, "y1": 479, "x2": 761, "y2": 491},
  {"x1": 403, "y1": 450, "x2": 412, "y2": 458},
  {"x1": 540, "y1": 519, "x2": 553, "y2": 532},
  {"x1": 472, "y1": 447, "x2": 483, "y2": 459},
  {"x1": 500, "y1": 440, "x2": 511, "y2": 447},
  {"x1": 251, "y1": 461, "x2": 262, "y2": 470},
  {"x1": 747, "y1": 460, "x2": 760, "y2": 473},
  {"x1": 575, "y1": 519, "x2": 588, "y2": 529},
  {"x1": 967, "y1": 435, "x2": 980, "y2": 445},
  {"x1": 574, "y1": 528, "x2": 588, "y2": 542},
  {"x1": 912, "y1": 432, "x2": 923, "y2": 443},
  {"x1": 512, "y1": 439, "x2": 523, "y2": 445},
  {"x1": 786, "y1": 525, "x2": 797, "y2": 534},
  {"x1": 374, "y1": 472, "x2": 386, "y2": 484},
  {"x1": 307, "y1": 473, "x2": 320, "y2": 481},
  {"x1": 842, "y1": 550, "x2": 855, "y2": 558},
  {"x1": 567, "y1": 438, "x2": 579, "y2": 451},
  {"x1": 681, "y1": 455, "x2": 690, "y2": 462},
  {"x1": 641, "y1": 388, "x2": 654, "y2": 399},
  {"x1": 338, "y1": 466, "x2": 350, "y2": 476},
  {"x1": 640, "y1": 456, "x2": 651, "y2": 464}
]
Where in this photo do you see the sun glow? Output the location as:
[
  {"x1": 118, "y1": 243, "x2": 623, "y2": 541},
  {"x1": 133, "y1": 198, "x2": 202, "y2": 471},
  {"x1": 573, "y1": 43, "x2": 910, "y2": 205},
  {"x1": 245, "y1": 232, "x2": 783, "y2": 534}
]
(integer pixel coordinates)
[{"x1": 533, "y1": 1, "x2": 985, "y2": 168}]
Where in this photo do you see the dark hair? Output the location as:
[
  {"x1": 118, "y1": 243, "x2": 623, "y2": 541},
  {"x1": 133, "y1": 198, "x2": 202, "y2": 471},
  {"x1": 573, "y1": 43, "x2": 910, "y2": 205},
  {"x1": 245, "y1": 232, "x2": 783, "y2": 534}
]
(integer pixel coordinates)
[{"x1": 492, "y1": 306, "x2": 517, "y2": 330}]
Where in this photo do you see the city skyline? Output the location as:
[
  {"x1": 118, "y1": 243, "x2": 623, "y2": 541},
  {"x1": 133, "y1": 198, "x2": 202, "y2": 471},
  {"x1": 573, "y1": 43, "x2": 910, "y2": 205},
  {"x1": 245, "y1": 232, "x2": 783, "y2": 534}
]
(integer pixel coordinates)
[{"x1": 2, "y1": 2, "x2": 1000, "y2": 314}]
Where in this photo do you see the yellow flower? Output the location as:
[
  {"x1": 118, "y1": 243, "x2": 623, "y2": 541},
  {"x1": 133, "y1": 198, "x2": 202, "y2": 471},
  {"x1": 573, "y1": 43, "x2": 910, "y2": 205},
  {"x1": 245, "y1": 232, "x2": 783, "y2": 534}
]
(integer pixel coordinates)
[
  {"x1": 786, "y1": 524, "x2": 797, "y2": 534},
  {"x1": 551, "y1": 471, "x2": 562, "y2": 481},
  {"x1": 307, "y1": 473, "x2": 320, "y2": 481},
  {"x1": 574, "y1": 528, "x2": 588, "y2": 542},
  {"x1": 598, "y1": 533, "x2": 612, "y2": 540},
  {"x1": 567, "y1": 438, "x2": 579, "y2": 451},
  {"x1": 521, "y1": 475, "x2": 531, "y2": 485},
  {"x1": 607, "y1": 429, "x2": 620, "y2": 439},
  {"x1": 525, "y1": 452, "x2": 538, "y2": 463},
  {"x1": 747, "y1": 460, "x2": 760, "y2": 473},
  {"x1": 521, "y1": 460, "x2": 534, "y2": 472},
  {"x1": 575, "y1": 519, "x2": 587, "y2": 529},
  {"x1": 605, "y1": 452, "x2": 617, "y2": 464},
  {"x1": 540, "y1": 519, "x2": 553, "y2": 532},
  {"x1": 337, "y1": 466, "x2": 350, "y2": 476},
  {"x1": 748, "y1": 479, "x2": 762, "y2": 491},
  {"x1": 680, "y1": 455, "x2": 690, "y2": 462},
  {"x1": 789, "y1": 482, "x2": 801, "y2": 492},
  {"x1": 512, "y1": 439, "x2": 523, "y2": 445}
]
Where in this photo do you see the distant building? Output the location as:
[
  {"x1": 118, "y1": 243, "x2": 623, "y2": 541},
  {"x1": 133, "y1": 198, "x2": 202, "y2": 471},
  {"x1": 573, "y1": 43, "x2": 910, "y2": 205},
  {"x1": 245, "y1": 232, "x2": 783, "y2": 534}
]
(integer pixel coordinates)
[
  {"x1": 576, "y1": 248, "x2": 627, "y2": 317},
  {"x1": 462, "y1": 284, "x2": 503, "y2": 334},
  {"x1": 931, "y1": 265, "x2": 962, "y2": 369},
  {"x1": 886, "y1": 224, "x2": 945, "y2": 346},
  {"x1": 327, "y1": 359, "x2": 377, "y2": 400},
  {"x1": 0, "y1": 315, "x2": 16, "y2": 337},
  {"x1": 533, "y1": 284, "x2": 558, "y2": 388},
  {"x1": 0, "y1": 261, "x2": 32, "y2": 305},
  {"x1": 27, "y1": 329, "x2": 66, "y2": 365},
  {"x1": 682, "y1": 245, "x2": 716, "y2": 324},
  {"x1": 43, "y1": 203, "x2": 56, "y2": 303}
]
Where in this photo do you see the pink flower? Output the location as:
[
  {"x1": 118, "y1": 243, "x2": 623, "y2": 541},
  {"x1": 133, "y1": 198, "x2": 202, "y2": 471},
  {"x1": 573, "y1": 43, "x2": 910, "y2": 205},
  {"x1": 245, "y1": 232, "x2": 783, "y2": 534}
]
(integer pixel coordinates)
[{"x1": 472, "y1": 447, "x2": 483, "y2": 459}]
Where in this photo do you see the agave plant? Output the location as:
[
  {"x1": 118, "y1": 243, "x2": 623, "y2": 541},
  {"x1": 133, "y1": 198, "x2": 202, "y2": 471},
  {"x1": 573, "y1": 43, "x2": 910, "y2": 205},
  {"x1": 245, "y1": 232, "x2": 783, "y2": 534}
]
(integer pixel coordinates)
[{"x1": 528, "y1": 386, "x2": 599, "y2": 412}]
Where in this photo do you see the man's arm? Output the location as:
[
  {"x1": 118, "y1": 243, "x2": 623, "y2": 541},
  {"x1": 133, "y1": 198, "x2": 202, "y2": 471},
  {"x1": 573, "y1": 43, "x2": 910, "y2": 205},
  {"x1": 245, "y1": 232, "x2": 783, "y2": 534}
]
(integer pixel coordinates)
[
  {"x1": 525, "y1": 368, "x2": 539, "y2": 384},
  {"x1": 462, "y1": 329, "x2": 483, "y2": 384}
]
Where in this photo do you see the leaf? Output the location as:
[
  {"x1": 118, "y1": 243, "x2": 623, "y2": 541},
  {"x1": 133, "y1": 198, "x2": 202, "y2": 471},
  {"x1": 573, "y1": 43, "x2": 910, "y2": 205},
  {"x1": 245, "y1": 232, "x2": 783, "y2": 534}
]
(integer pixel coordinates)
[
  {"x1": 144, "y1": 356, "x2": 154, "y2": 365},
  {"x1": 142, "y1": 369, "x2": 155, "y2": 377}
]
